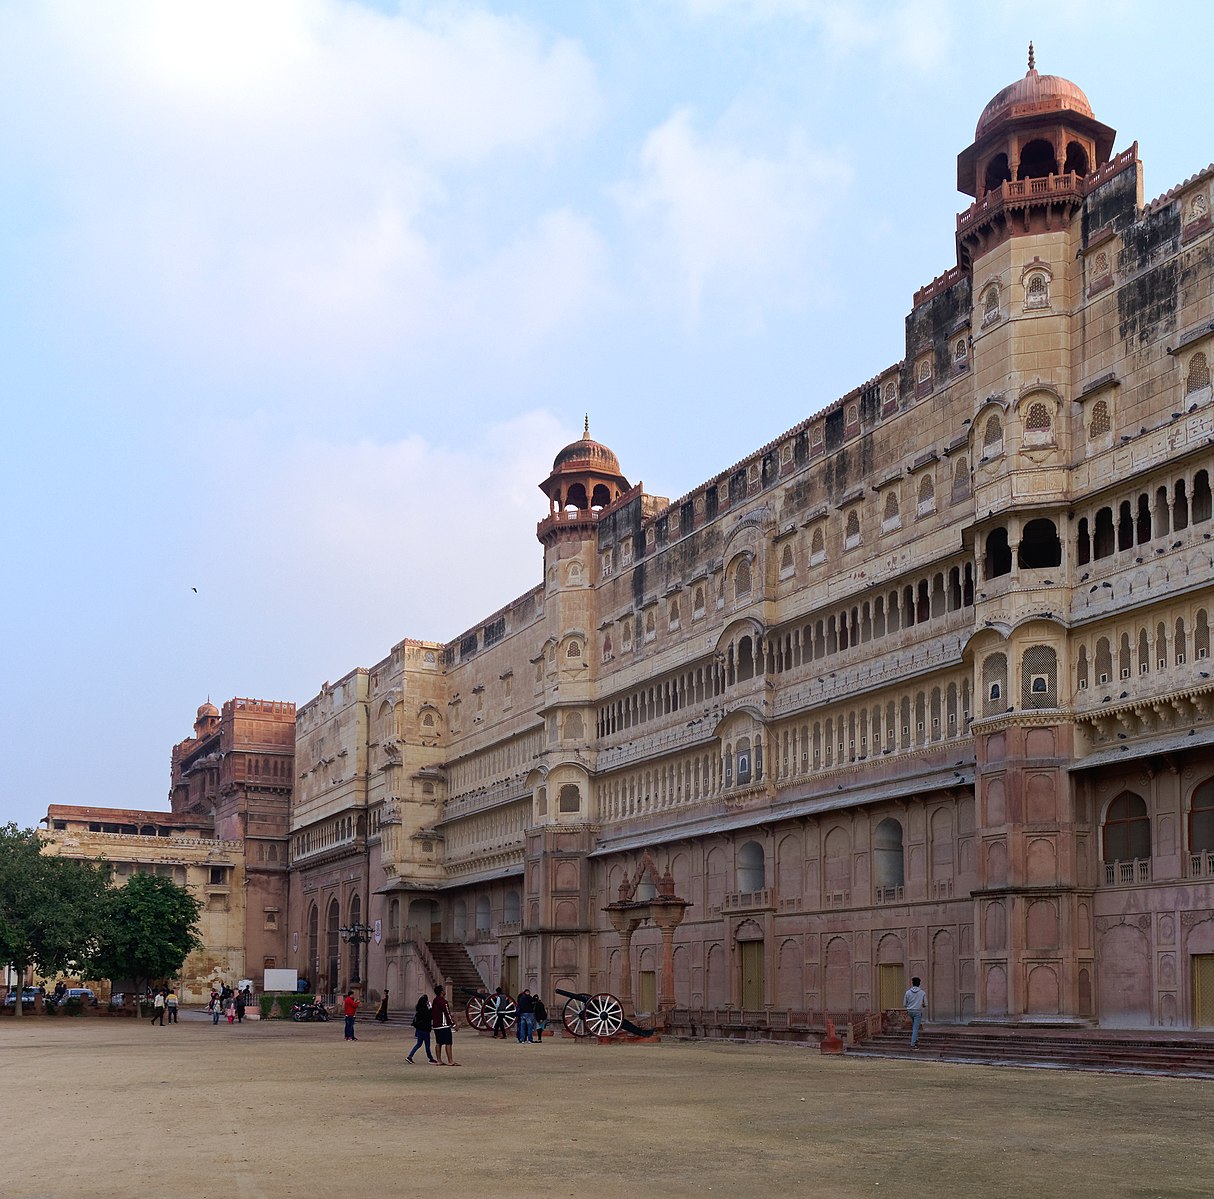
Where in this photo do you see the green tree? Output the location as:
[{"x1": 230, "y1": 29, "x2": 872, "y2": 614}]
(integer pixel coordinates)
[
  {"x1": 92, "y1": 873, "x2": 203, "y2": 995},
  {"x1": 0, "y1": 823, "x2": 111, "y2": 1017}
]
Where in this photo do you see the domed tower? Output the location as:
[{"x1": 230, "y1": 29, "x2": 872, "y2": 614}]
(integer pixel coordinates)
[
  {"x1": 956, "y1": 44, "x2": 1116, "y2": 269},
  {"x1": 194, "y1": 701, "x2": 220, "y2": 738},
  {"x1": 536, "y1": 417, "x2": 631, "y2": 547}
]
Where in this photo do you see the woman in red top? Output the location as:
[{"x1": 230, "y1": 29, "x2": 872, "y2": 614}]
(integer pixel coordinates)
[
  {"x1": 430, "y1": 984, "x2": 458, "y2": 1065},
  {"x1": 343, "y1": 991, "x2": 360, "y2": 1041}
]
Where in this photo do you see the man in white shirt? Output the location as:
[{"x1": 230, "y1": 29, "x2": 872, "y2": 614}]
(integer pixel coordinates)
[{"x1": 903, "y1": 977, "x2": 928, "y2": 1049}]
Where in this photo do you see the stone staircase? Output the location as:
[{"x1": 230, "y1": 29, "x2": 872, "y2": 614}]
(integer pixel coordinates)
[
  {"x1": 847, "y1": 1025, "x2": 1214, "y2": 1079},
  {"x1": 426, "y1": 941, "x2": 488, "y2": 997}
]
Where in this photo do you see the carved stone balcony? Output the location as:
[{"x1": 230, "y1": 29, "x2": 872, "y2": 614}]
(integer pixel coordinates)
[
  {"x1": 722, "y1": 888, "x2": 774, "y2": 913},
  {"x1": 1103, "y1": 858, "x2": 1151, "y2": 886}
]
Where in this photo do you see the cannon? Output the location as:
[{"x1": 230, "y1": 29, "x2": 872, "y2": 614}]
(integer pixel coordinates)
[
  {"x1": 555, "y1": 988, "x2": 654, "y2": 1038},
  {"x1": 459, "y1": 986, "x2": 516, "y2": 1033}
]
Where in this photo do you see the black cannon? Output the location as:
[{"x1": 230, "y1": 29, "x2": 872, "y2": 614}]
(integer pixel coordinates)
[{"x1": 555, "y1": 987, "x2": 654, "y2": 1038}]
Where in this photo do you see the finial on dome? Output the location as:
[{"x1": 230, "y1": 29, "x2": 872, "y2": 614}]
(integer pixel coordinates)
[
  {"x1": 1027, "y1": 41, "x2": 1035, "y2": 73},
  {"x1": 583, "y1": 413, "x2": 589, "y2": 438}
]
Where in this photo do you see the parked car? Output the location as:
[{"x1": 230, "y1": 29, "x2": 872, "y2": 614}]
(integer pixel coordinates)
[
  {"x1": 4, "y1": 987, "x2": 44, "y2": 1007},
  {"x1": 55, "y1": 987, "x2": 96, "y2": 1007}
]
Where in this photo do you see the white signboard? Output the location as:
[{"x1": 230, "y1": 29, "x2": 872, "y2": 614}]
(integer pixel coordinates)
[{"x1": 264, "y1": 968, "x2": 299, "y2": 993}]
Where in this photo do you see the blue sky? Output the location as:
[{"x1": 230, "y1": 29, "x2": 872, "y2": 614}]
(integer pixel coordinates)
[{"x1": 1, "y1": 0, "x2": 1209, "y2": 829}]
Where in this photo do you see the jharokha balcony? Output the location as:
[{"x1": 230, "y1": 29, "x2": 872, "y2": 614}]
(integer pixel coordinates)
[{"x1": 955, "y1": 145, "x2": 1138, "y2": 268}]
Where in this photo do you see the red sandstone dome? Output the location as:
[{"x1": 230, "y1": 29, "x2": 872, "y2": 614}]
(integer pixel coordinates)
[
  {"x1": 196, "y1": 701, "x2": 219, "y2": 720},
  {"x1": 975, "y1": 53, "x2": 1093, "y2": 139},
  {"x1": 551, "y1": 422, "x2": 623, "y2": 478}
]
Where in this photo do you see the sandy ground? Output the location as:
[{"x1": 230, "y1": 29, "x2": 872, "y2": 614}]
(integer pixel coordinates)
[{"x1": 2, "y1": 1011, "x2": 1210, "y2": 1199}]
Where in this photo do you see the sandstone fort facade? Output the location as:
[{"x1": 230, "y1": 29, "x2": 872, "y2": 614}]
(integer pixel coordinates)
[{"x1": 46, "y1": 57, "x2": 1214, "y2": 1029}]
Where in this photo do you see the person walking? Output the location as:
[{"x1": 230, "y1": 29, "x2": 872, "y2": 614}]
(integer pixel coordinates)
[
  {"x1": 166, "y1": 988, "x2": 179, "y2": 1024},
  {"x1": 235, "y1": 989, "x2": 246, "y2": 1024},
  {"x1": 903, "y1": 976, "x2": 928, "y2": 1050},
  {"x1": 374, "y1": 990, "x2": 390, "y2": 1023},
  {"x1": 226, "y1": 996, "x2": 236, "y2": 1024},
  {"x1": 151, "y1": 989, "x2": 165, "y2": 1027},
  {"x1": 533, "y1": 996, "x2": 548, "y2": 1043},
  {"x1": 343, "y1": 990, "x2": 360, "y2": 1041},
  {"x1": 406, "y1": 994, "x2": 435, "y2": 1063},
  {"x1": 516, "y1": 989, "x2": 535, "y2": 1043},
  {"x1": 431, "y1": 984, "x2": 458, "y2": 1066},
  {"x1": 209, "y1": 990, "x2": 221, "y2": 1025}
]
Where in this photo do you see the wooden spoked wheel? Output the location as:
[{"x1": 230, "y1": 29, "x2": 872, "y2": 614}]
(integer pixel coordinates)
[
  {"x1": 491, "y1": 995, "x2": 518, "y2": 1031},
  {"x1": 464, "y1": 995, "x2": 491, "y2": 1031},
  {"x1": 562, "y1": 993, "x2": 624, "y2": 1037},
  {"x1": 561, "y1": 997, "x2": 590, "y2": 1037}
]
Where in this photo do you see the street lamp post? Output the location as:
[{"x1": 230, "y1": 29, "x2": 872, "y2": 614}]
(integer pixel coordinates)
[{"x1": 338, "y1": 922, "x2": 373, "y2": 987}]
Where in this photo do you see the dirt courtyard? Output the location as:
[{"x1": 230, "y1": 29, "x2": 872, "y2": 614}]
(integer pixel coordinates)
[{"x1": 3, "y1": 1012, "x2": 1209, "y2": 1199}]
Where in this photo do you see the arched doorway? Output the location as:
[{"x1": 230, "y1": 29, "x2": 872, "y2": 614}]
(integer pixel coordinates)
[
  {"x1": 326, "y1": 899, "x2": 340, "y2": 995},
  {"x1": 736, "y1": 920, "x2": 764, "y2": 1009}
]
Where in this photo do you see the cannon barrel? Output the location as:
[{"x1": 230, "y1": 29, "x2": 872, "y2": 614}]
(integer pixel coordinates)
[
  {"x1": 555, "y1": 987, "x2": 591, "y2": 1003},
  {"x1": 457, "y1": 986, "x2": 488, "y2": 998}
]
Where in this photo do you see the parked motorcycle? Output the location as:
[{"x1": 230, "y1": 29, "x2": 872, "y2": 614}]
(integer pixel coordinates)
[{"x1": 290, "y1": 1001, "x2": 330, "y2": 1022}]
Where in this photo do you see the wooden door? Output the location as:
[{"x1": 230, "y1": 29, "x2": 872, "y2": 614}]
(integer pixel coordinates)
[
  {"x1": 741, "y1": 941, "x2": 765, "y2": 1009},
  {"x1": 638, "y1": 970, "x2": 657, "y2": 1014},
  {"x1": 505, "y1": 955, "x2": 519, "y2": 996},
  {"x1": 879, "y1": 963, "x2": 905, "y2": 1012},
  {"x1": 1193, "y1": 955, "x2": 1214, "y2": 1027}
]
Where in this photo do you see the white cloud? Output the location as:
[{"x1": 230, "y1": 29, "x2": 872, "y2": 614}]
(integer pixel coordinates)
[
  {"x1": 675, "y1": 0, "x2": 952, "y2": 70},
  {"x1": 202, "y1": 408, "x2": 570, "y2": 677},
  {"x1": 0, "y1": 1, "x2": 605, "y2": 387},
  {"x1": 617, "y1": 107, "x2": 850, "y2": 324}
]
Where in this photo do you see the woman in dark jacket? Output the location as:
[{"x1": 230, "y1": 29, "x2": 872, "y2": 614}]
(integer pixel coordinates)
[{"x1": 406, "y1": 994, "x2": 436, "y2": 1063}]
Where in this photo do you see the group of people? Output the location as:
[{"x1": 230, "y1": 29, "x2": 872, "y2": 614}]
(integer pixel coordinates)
[
  {"x1": 207, "y1": 984, "x2": 251, "y2": 1025},
  {"x1": 488, "y1": 987, "x2": 547, "y2": 1044},
  {"x1": 148, "y1": 987, "x2": 179, "y2": 1025},
  {"x1": 405, "y1": 984, "x2": 457, "y2": 1064}
]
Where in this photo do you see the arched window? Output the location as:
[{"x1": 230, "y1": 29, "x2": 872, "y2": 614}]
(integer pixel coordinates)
[
  {"x1": 735, "y1": 736, "x2": 752, "y2": 785},
  {"x1": 917, "y1": 474, "x2": 935, "y2": 515},
  {"x1": 1025, "y1": 401, "x2": 1052, "y2": 434},
  {"x1": 326, "y1": 899, "x2": 340, "y2": 991},
  {"x1": 1095, "y1": 636, "x2": 1112, "y2": 683},
  {"x1": 693, "y1": 586, "x2": 705, "y2": 617},
  {"x1": 1025, "y1": 273, "x2": 1050, "y2": 309},
  {"x1": 845, "y1": 509, "x2": 861, "y2": 547},
  {"x1": 1103, "y1": 792, "x2": 1151, "y2": 864},
  {"x1": 558, "y1": 784, "x2": 581, "y2": 814},
  {"x1": 669, "y1": 599, "x2": 681, "y2": 629},
  {"x1": 645, "y1": 611, "x2": 656, "y2": 642},
  {"x1": 1019, "y1": 518, "x2": 1061, "y2": 569},
  {"x1": 873, "y1": 818, "x2": 905, "y2": 892},
  {"x1": 602, "y1": 633, "x2": 612, "y2": 661},
  {"x1": 981, "y1": 284, "x2": 1001, "y2": 326},
  {"x1": 475, "y1": 896, "x2": 491, "y2": 936},
  {"x1": 1064, "y1": 140, "x2": 1089, "y2": 176},
  {"x1": 810, "y1": 526, "x2": 826, "y2": 563},
  {"x1": 453, "y1": 900, "x2": 467, "y2": 941},
  {"x1": 983, "y1": 653, "x2": 1008, "y2": 716},
  {"x1": 985, "y1": 526, "x2": 1012, "y2": 577},
  {"x1": 954, "y1": 339, "x2": 968, "y2": 370},
  {"x1": 734, "y1": 559, "x2": 751, "y2": 599},
  {"x1": 504, "y1": 889, "x2": 520, "y2": 924},
  {"x1": 1021, "y1": 645, "x2": 1058, "y2": 708},
  {"x1": 780, "y1": 544, "x2": 794, "y2": 577},
  {"x1": 1187, "y1": 352, "x2": 1210, "y2": 395},
  {"x1": 883, "y1": 490, "x2": 901, "y2": 529},
  {"x1": 984, "y1": 154, "x2": 1011, "y2": 193},
  {"x1": 737, "y1": 840, "x2": 765, "y2": 892},
  {"x1": 1192, "y1": 779, "x2": 1214, "y2": 856},
  {"x1": 983, "y1": 413, "x2": 1003, "y2": 456},
  {"x1": 952, "y1": 456, "x2": 970, "y2": 502},
  {"x1": 1017, "y1": 139, "x2": 1058, "y2": 179},
  {"x1": 307, "y1": 903, "x2": 319, "y2": 981}
]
